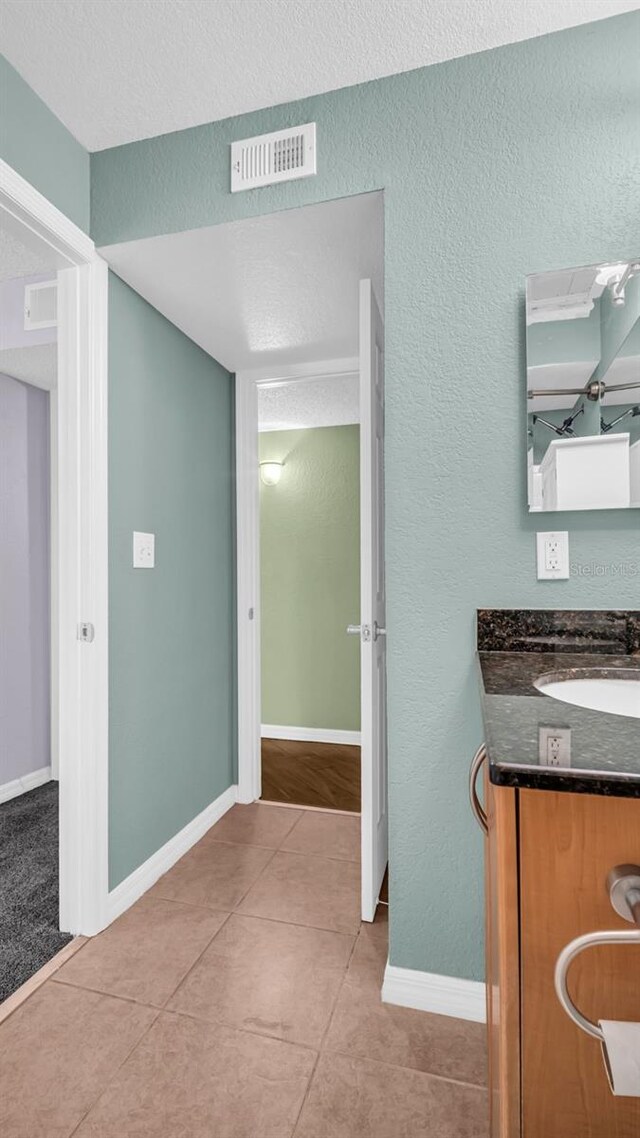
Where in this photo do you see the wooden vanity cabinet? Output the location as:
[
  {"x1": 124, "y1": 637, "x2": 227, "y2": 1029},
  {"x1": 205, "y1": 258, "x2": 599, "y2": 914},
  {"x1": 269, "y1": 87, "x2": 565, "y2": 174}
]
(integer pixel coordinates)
[
  {"x1": 484, "y1": 773, "x2": 640, "y2": 1138},
  {"x1": 485, "y1": 775, "x2": 520, "y2": 1136}
]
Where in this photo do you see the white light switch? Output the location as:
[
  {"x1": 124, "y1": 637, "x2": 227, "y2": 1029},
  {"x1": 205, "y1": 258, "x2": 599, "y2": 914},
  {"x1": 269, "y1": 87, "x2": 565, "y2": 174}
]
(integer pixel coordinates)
[
  {"x1": 133, "y1": 531, "x2": 155, "y2": 568},
  {"x1": 536, "y1": 531, "x2": 569, "y2": 580}
]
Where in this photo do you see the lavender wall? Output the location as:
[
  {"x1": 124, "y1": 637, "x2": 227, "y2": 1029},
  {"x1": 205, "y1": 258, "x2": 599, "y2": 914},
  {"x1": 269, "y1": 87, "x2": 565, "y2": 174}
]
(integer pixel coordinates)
[{"x1": 0, "y1": 373, "x2": 50, "y2": 787}]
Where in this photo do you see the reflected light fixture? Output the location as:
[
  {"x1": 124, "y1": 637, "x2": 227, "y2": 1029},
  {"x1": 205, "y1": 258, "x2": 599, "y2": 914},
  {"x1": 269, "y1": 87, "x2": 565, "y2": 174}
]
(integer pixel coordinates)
[
  {"x1": 609, "y1": 261, "x2": 640, "y2": 308},
  {"x1": 260, "y1": 461, "x2": 283, "y2": 486}
]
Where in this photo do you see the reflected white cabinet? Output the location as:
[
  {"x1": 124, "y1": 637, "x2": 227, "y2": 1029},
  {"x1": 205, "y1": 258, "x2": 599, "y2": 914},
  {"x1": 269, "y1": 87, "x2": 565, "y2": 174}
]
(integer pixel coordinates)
[
  {"x1": 630, "y1": 440, "x2": 640, "y2": 507},
  {"x1": 540, "y1": 433, "x2": 630, "y2": 511}
]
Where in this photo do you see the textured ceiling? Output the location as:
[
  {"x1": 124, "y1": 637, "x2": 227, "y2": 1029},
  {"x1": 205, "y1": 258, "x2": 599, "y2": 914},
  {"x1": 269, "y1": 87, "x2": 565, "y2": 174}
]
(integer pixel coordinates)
[
  {"x1": 0, "y1": 345, "x2": 57, "y2": 390},
  {"x1": 0, "y1": 0, "x2": 637, "y2": 150},
  {"x1": 100, "y1": 192, "x2": 383, "y2": 372},
  {"x1": 0, "y1": 226, "x2": 57, "y2": 282},
  {"x1": 258, "y1": 373, "x2": 359, "y2": 432}
]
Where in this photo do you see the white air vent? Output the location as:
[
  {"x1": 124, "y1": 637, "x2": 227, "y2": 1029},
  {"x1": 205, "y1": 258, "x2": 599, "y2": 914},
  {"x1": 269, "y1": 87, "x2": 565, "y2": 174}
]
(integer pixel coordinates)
[
  {"x1": 24, "y1": 280, "x2": 58, "y2": 330},
  {"x1": 231, "y1": 123, "x2": 316, "y2": 192}
]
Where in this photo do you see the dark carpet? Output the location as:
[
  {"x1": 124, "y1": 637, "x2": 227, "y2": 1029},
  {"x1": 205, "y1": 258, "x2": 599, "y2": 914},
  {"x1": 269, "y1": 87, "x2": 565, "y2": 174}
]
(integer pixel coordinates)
[{"x1": 0, "y1": 781, "x2": 71, "y2": 1003}]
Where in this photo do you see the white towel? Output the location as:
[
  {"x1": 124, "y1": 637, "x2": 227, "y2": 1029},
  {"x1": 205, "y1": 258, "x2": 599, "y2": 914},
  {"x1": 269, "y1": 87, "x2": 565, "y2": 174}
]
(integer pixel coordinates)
[{"x1": 599, "y1": 1020, "x2": 640, "y2": 1096}]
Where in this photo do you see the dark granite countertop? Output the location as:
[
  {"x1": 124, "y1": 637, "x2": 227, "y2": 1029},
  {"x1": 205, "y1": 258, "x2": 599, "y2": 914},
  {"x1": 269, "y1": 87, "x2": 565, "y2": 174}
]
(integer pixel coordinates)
[{"x1": 477, "y1": 610, "x2": 640, "y2": 797}]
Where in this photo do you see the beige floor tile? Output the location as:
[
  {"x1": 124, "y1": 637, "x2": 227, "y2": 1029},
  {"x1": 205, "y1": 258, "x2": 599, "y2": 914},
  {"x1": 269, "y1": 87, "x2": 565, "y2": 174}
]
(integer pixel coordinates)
[
  {"x1": 0, "y1": 981, "x2": 156, "y2": 1138},
  {"x1": 168, "y1": 913, "x2": 354, "y2": 1047},
  {"x1": 294, "y1": 1052, "x2": 489, "y2": 1138},
  {"x1": 282, "y1": 811, "x2": 360, "y2": 862},
  {"x1": 75, "y1": 1010, "x2": 316, "y2": 1138},
  {"x1": 324, "y1": 930, "x2": 487, "y2": 1085},
  {"x1": 54, "y1": 896, "x2": 228, "y2": 1007},
  {"x1": 203, "y1": 802, "x2": 303, "y2": 848},
  {"x1": 150, "y1": 839, "x2": 274, "y2": 910},
  {"x1": 238, "y1": 850, "x2": 361, "y2": 934}
]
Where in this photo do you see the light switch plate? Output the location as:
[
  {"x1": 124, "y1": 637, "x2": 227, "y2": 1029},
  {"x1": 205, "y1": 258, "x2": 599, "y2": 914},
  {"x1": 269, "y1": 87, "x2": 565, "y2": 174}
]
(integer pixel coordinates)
[
  {"x1": 536, "y1": 531, "x2": 569, "y2": 580},
  {"x1": 133, "y1": 531, "x2": 155, "y2": 568}
]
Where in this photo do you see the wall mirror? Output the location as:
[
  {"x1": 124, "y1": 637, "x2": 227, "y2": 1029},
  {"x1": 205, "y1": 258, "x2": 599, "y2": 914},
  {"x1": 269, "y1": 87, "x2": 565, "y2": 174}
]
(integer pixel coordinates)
[{"x1": 526, "y1": 259, "x2": 640, "y2": 511}]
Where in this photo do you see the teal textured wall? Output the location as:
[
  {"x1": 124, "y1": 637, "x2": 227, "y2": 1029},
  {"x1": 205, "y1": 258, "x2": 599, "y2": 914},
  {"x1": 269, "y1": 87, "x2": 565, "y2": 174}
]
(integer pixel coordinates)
[
  {"x1": 0, "y1": 54, "x2": 89, "y2": 232},
  {"x1": 93, "y1": 13, "x2": 640, "y2": 979},
  {"x1": 108, "y1": 273, "x2": 235, "y2": 887}
]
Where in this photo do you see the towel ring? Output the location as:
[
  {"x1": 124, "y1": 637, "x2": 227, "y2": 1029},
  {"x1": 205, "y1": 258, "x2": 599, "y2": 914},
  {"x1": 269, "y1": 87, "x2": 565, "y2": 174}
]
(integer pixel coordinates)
[
  {"x1": 469, "y1": 745, "x2": 488, "y2": 836},
  {"x1": 554, "y1": 865, "x2": 640, "y2": 1042}
]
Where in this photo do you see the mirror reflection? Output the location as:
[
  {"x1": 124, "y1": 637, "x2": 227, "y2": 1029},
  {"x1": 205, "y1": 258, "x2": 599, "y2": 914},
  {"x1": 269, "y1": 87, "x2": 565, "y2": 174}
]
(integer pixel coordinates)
[{"x1": 526, "y1": 259, "x2": 640, "y2": 511}]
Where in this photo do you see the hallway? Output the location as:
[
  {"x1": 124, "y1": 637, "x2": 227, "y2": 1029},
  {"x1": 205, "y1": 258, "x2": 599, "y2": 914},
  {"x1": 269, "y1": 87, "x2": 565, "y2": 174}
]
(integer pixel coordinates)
[{"x1": 0, "y1": 804, "x2": 487, "y2": 1137}]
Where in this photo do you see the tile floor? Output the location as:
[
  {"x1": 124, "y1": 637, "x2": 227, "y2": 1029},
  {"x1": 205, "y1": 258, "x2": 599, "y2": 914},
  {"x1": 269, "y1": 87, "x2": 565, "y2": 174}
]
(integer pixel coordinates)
[{"x1": 0, "y1": 803, "x2": 488, "y2": 1137}]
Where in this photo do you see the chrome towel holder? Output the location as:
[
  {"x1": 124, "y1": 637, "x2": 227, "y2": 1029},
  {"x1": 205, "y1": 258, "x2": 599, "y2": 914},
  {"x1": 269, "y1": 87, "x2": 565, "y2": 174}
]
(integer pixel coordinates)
[
  {"x1": 469, "y1": 744, "x2": 488, "y2": 836},
  {"x1": 554, "y1": 865, "x2": 640, "y2": 1042}
]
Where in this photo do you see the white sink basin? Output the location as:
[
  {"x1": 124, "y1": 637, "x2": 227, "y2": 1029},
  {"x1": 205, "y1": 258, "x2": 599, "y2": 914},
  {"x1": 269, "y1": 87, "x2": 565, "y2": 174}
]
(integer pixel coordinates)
[{"x1": 534, "y1": 670, "x2": 640, "y2": 719}]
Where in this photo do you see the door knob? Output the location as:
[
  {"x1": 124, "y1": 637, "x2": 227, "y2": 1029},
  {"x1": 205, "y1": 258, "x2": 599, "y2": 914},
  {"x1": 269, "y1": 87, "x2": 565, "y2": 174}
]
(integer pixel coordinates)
[{"x1": 347, "y1": 624, "x2": 371, "y2": 641}]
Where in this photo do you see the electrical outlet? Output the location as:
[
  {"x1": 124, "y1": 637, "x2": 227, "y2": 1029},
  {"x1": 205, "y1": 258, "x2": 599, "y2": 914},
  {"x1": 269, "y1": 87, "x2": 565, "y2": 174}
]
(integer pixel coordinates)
[
  {"x1": 539, "y1": 726, "x2": 571, "y2": 767},
  {"x1": 536, "y1": 531, "x2": 569, "y2": 580},
  {"x1": 133, "y1": 531, "x2": 155, "y2": 568}
]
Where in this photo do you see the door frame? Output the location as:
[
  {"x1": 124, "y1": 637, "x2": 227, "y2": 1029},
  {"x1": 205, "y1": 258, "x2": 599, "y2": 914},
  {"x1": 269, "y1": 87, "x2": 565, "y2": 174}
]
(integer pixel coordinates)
[
  {"x1": 235, "y1": 356, "x2": 360, "y2": 805},
  {"x1": 0, "y1": 158, "x2": 109, "y2": 936}
]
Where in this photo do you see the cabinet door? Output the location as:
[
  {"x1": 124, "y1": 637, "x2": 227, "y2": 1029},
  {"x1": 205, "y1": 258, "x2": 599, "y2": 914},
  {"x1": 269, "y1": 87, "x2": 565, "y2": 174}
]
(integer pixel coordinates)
[
  {"x1": 520, "y1": 789, "x2": 640, "y2": 1137},
  {"x1": 485, "y1": 773, "x2": 520, "y2": 1137}
]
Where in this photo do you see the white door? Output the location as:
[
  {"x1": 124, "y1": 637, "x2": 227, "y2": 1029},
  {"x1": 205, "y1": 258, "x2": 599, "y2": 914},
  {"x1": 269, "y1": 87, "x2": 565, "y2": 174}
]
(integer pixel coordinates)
[{"x1": 358, "y1": 278, "x2": 388, "y2": 921}]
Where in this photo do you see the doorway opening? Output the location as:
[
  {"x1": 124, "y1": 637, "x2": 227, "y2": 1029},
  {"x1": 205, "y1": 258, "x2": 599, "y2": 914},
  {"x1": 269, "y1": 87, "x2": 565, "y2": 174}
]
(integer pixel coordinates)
[
  {"x1": 235, "y1": 251, "x2": 388, "y2": 924},
  {"x1": 0, "y1": 160, "x2": 109, "y2": 1004},
  {"x1": 0, "y1": 225, "x2": 65, "y2": 999},
  {"x1": 257, "y1": 367, "x2": 362, "y2": 814}
]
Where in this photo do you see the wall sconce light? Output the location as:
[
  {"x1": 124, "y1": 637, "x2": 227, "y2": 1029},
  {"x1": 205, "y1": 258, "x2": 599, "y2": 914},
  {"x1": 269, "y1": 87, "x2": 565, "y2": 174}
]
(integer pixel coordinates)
[{"x1": 260, "y1": 461, "x2": 283, "y2": 486}]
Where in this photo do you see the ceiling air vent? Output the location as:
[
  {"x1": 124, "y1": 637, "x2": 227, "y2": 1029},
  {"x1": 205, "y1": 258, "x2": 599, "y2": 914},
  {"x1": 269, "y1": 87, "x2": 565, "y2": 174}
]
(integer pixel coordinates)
[
  {"x1": 230, "y1": 123, "x2": 316, "y2": 192},
  {"x1": 24, "y1": 280, "x2": 58, "y2": 330}
]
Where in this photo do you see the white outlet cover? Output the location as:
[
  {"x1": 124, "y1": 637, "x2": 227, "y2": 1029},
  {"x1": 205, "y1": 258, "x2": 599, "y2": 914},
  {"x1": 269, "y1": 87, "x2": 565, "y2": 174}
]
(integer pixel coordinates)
[
  {"x1": 536, "y1": 531, "x2": 569, "y2": 580},
  {"x1": 538, "y1": 726, "x2": 571, "y2": 767},
  {"x1": 133, "y1": 531, "x2": 155, "y2": 568}
]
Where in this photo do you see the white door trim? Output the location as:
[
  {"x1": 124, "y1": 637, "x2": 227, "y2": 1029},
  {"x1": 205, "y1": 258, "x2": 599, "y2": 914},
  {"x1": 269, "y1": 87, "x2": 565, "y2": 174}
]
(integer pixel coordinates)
[
  {"x1": 0, "y1": 158, "x2": 109, "y2": 936},
  {"x1": 235, "y1": 357, "x2": 359, "y2": 804}
]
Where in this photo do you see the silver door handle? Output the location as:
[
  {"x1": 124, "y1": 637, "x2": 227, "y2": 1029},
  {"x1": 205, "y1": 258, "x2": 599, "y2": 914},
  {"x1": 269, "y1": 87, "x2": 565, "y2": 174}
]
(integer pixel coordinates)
[
  {"x1": 347, "y1": 623, "x2": 385, "y2": 641},
  {"x1": 347, "y1": 623, "x2": 372, "y2": 641},
  {"x1": 469, "y1": 745, "x2": 488, "y2": 836},
  {"x1": 554, "y1": 864, "x2": 640, "y2": 1041}
]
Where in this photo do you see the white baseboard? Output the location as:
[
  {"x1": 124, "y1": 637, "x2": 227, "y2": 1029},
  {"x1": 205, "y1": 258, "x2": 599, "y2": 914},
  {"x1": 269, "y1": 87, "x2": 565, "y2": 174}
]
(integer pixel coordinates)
[
  {"x1": 261, "y1": 724, "x2": 361, "y2": 746},
  {"x1": 382, "y1": 962, "x2": 486, "y2": 1024},
  {"x1": 0, "y1": 765, "x2": 51, "y2": 805},
  {"x1": 107, "y1": 784, "x2": 238, "y2": 923}
]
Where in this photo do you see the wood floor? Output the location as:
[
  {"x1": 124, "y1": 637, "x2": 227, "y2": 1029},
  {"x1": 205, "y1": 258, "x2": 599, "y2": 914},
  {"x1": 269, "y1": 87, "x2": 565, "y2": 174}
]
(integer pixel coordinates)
[{"x1": 261, "y1": 738, "x2": 361, "y2": 813}]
